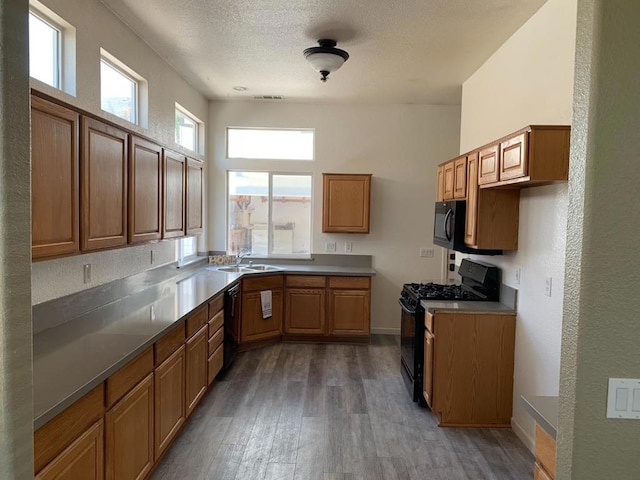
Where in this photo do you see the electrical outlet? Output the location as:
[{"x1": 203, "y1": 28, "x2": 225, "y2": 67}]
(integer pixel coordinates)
[
  {"x1": 83, "y1": 264, "x2": 91, "y2": 284},
  {"x1": 150, "y1": 250, "x2": 154, "y2": 265},
  {"x1": 325, "y1": 242, "x2": 336, "y2": 252},
  {"x1": 420, "y1": 248, "x2": 434, "y2": 258},
  {"x1": 515, "y1": 267, "x2": 521, "y2": 285},
  {"x1": 150, "y1": 305, "x2": 155, "y2": 321},
  {"x1": 544, "y1": 277, "x2": 552, "y2": 297},
  {"x1": 344, "y1": 242, "x2": 352, "y2": 253}
]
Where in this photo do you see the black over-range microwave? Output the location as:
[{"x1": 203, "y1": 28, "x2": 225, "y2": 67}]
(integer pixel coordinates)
[{"x1": 433, "y1": 200, "x2": 502, "y2": 255}]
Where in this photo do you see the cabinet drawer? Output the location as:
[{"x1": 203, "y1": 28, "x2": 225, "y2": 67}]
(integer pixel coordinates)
[
  {"x1": 328, "y1": 276, "x2": 370, "y2": 289},
  {"x1": 286, "y1": 275, "x2": 326, "y2": 288},
  {"x1": 242, "y1": 274, "x2": 284, "y2": 292},
  {"x1": 535, "y1": 424, "x2": 556, "y2": 478},
  {"x1": 208, "y1": 344, "x2": 224, "y2": 385},
  {"x1": 425, "y1": 312, "x2": 434, "y2": 334},
  {"x1": 106, "y1": 348, "x2": 153, "y2": 408},
  {"x1": 34, "y1": 384, "x2": 105, "y2": 474},
  {"x1": 208, "y1": 326, "x2": 224, "y2": 356},
  {"x1": 208, "y1": 294, "x2": 223, "y2": 319},
  {"x1": 154, "y1": 323, "x2": 186, "y2": 365},
  {"x1": 186, "y1": 304, "x2": 208, "y2": 338},
  {"x1": 208, "y1": 309, "x2": 224, "y2": 337}
]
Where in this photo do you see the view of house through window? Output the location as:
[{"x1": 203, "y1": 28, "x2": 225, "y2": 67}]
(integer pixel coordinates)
[
  {"x1": 29, "y1": 11, "x2": 60, "y2": 88},
  {"x1": 228, "y1": 172, "x2": 312, "y2": 256},
  {"x1": 100, "y1": 56, "x2": 138, "y2": 123},
  {"x1": 175, "y1": 105, "x2": 199, "y2": 151}
]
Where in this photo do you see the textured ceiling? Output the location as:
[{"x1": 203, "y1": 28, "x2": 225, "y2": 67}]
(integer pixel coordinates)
[{"x1": 98, "y1": 0, "x2": 548, "y2": 104}]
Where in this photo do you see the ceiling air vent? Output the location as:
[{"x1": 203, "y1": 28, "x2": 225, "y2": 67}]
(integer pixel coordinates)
[{"x1": 253, "y1": 95, "x2": 285, "y2": 100}]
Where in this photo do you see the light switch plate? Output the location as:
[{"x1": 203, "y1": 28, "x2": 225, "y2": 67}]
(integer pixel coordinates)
[
  {"x1": 344, "y1": 242, "x2": 352, "y2": 253},
  {"x1": 515, "y1": 267, "x2": 521, "y2": 285},
  {"x1": 544, "y1": 277, "x2": 552, "y2": 297},
  {"x1": 607, "y1": 378, "x2": 640, "y2": 419},
  {"x1": 83, "y1": 264, "x2": 91, "y2": 284},
  {"x1": 420, "y1": 248, "x2": 434, "y2": 258}
]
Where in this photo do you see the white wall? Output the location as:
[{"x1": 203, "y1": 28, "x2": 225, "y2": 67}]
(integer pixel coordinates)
[
  {"x1": 459, "y1": 0, "x2": 577, "y2": 449},
  {"x1": 31, "y1": 0, "x2": 209, "y2": 305},
  {"x1": 208, "y1": 101, "x2": 461, "y2": 333}
]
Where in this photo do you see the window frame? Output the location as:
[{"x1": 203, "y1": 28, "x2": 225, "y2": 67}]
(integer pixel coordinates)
[
  {"x1": 175, "y1": 103, "x2": 202, "y2": 153},
  {"x1": 99, "y1": 52, "x2": 140, "y2": 125},
  {"x1": 226, "y1": 170, "x2": 313, "y2": 258},
  {"x1": 226, "y1": 127, "x2": 315, "y2": 161},
  {"x1": 28, "y1": 9, "x2": 62, "y2": 89},
  {"x1": 177, "y1": 236, "x2": 199, "y2": 267}
]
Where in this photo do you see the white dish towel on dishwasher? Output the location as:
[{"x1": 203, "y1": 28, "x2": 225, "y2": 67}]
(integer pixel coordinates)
[{"x1": 260, "y1": 290, "x2": 272, "y2": 319}]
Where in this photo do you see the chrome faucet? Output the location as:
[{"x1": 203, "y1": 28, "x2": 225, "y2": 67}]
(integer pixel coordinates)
[{"x1": 235, "y1": 252, "x2": 248, "y2": 266}]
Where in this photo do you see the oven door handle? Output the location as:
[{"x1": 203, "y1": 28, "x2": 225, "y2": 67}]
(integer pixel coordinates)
[{"x1": 398, "y1": 299, "x2": 416, "y2": 315}]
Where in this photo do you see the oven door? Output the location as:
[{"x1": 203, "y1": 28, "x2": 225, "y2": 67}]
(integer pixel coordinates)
[{"x1": 399, "y1": 299, "x2": 417, "y2": 378}]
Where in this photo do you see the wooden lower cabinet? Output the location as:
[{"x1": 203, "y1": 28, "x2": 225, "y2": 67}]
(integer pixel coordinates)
[
  {"x1": 241, "y1": 289, "x2": 283, "y2": 343},
  {"x1": 185, "y1": 324, "x2": 208, "y2": 417},
  {"x1": 35, "y1": 420, "x2": 104, "y2": 480},
  {"x1": 427, "y1": 311, "x2": 516, "y2": 426},
  {"x1": 208, "y1": 344, "x2": 224, "y2": 385},
  {"x1": 154, "y1": 346, "x2": 185, "y2": 460},
  {"x1": 285, "y1": 288, "x2": 326, "y2": 334},
  {"x1": 328, "y1": 277, "x2": 371, "y2": 336},
  {"x1": 423, "y1": 330, "x2": 434, "y2": 408},
  {"x1": 105, "y1": 373, "x2": 154, "y2": 480}
]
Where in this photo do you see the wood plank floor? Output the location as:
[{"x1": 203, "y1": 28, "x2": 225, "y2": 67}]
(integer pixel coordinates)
[{"x1": 151, "y1": 335, "x2": 533, "y2": 480}]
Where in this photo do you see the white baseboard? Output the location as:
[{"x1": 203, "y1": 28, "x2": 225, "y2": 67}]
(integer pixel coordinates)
[
  {"x1": 371, "y1": 327, "x2": 400, "y2": 335},
  {"x1": 511, "y1": 416, "x2": 535, "y2": 453}
]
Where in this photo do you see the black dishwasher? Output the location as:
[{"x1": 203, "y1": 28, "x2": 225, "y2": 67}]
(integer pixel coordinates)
[{"x1": 223, "y1": 283, "x2": 240, "y2": 371}]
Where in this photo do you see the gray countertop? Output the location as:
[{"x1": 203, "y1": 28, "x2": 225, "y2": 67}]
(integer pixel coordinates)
[
  {"x1": 420, "y1": 299, "x2": 516, "y2": 314},
  {"x1": 33, "y1": 264, "x2": 376, "y2": 429},
  {"x1": 521, "y1": 395, "x2": 559, "y2": 438}
]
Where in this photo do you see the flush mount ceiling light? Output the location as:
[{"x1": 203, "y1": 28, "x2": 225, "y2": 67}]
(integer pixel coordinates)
[{"x1": 303, "y1": 39, "x2": 349, "y2": 83}]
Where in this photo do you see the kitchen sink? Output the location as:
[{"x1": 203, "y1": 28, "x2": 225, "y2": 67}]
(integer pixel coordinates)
[
  {"x1": 244, "y1": 265, "x2": 281, "y2": 271},
  {"x1": 213, "y1": 266, "x2": 252, "y2": 273}
]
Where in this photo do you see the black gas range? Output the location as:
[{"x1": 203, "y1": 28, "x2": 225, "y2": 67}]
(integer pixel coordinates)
[{"x1": 399, "y1": 259, "x2": 500, "y2": 405}]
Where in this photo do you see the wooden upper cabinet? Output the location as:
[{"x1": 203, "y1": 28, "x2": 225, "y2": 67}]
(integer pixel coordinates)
[
  {"x1": 186, "y1": 158, "x2": 203, "y2": 235},
  {"x1": 162, "y1": 150, "x2": 186, "y2": 239},
  {"x1": 31, "y1": 95, "x2": 80, "y2": 260},
  {"x1": 453, "y1": 157, "x2": 467, "y2": 199},
  {"x1": 322, "y1": 173, "x2": 372, "y2": 233},
  {"x1": 442, "y1": 161, "x2": 455, "y2": 200},
  {"x1": 129, "y1": 136, "x2": 162, "y2": 243},
  {"x1": 81, "y1": 117, "x2": 128, "y2": 251},
  {"x1": 500, "y1": 132, "x2": 528, "y2": 181},
  {"x1": 464, "y1": 152, "x2": 479, "y2": 247},
  {"x1": 478, "y1": 144, "x2": 500, "y2": 185},
  {"x1": 436, "y1": 165, "x2": 445, "y2": 201}
]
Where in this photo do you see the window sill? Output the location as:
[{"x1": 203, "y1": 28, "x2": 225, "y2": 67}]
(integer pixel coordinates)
[{"x1": 177, "y1": 255, "x2": 205, "y2": 268}]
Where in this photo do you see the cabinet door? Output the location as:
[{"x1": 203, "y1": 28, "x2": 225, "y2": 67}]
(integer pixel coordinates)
[
  {"x1": 185, "y1": 325, "x2": 208, "y2": 417},
  {"x1": 35, "y1": 420, "x2": 103, "y2": 480},
  {"x1": 453, "y1": 157, "x2": 467, "y2": 199},
  {"x1": 129, "y1": 136, "x2": 162, "y2": 243},
  {"x1": 500, "y1": 132, "x2": 528, "y2": 181},
  {"x1": 329, "y1": 289, "x2": 370, "y2": 335},
  {"x1": 31, "y1": 96, "x2": 80, "y2": 260},
  {"x1": 81, "y1": 117, "x2": 128, "y2": 251},
  {"x1": 465, "y1": 152, "x2": 479, "y2": 247},
  {"x1": 322, "y1": 174, "x2": 371, "y2": 233},
  {"x1": 478, "y1": 144, "x2": 499, "y2": 185},
  {"x1": 240, "y1": 289, "x2": 283, "y2": 343},
  {"x1": 284, "y1": 288, "x2": 326, "y2": 334},
  {"x1": 163, "y1": 150, "x2": 186, "y2": 238},
  {"x1": 436, "y1": 165, "x2": 444, "y2": 201},
  {"x1": 423, "y1": 330, "x2": 434, "y2": 408},
  {"x1": 105, "y1": 373, "x2": 154, "y2": 480},
  {"x1": 154, "y1": 345, "x2": 185, "y2": 460},
  {"x1": 186, "y1": 158, "x2": 203, "y2": 235},
  {"x1": 443, "y1": 161, "x2": 455, "y2": 200}
]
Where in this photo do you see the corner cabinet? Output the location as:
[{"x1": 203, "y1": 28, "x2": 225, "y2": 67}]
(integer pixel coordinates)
[
  {"x1": 81, "y1": 117, "x2": 129, "y2": 251},
  {"x1": 322, "y1": 173, "x2": 372, "y2": 233},
  {"x1": 30, "y1": 95, "x2": 80, "y2": 261},
  {"x1": 240, "y1": 275, "x2": 284, "y2": 345}
]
